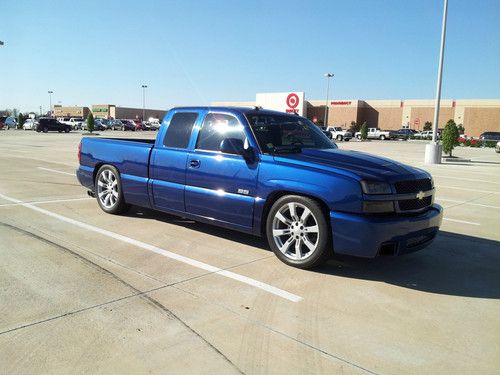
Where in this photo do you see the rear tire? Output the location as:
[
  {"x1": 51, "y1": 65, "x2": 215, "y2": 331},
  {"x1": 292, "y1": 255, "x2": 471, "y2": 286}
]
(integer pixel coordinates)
[
  {"x1": 379, "y1": 135, "x2": 386, "y2": 140},
  {"x1": 356, "y1": 134, "x2": 361, "y2": 140},
  {"x1": 336, "y1": 135, "x2": 343, "y2": 141},
  {"x1": 266, "y1": 195, "x2": 330, "y2": 269},
  {"x1": 95, "y1": 165, "x2": 130, "y2": 215},
  {"x1": 43, "y1": 127, "x2": 48, "y2": 133}
]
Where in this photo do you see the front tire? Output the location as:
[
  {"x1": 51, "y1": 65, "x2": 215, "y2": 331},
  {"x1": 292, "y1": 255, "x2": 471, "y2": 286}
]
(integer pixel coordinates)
[
  {"x1": 379, "y1": 135, "x2": 386, "y2": 140},
  {"x1": 266, "y1": 195, "x2": 330, "y2": 269},
  {"x1": 95, "y1": 165, "x2": 129, "y2": 214},
  {"x1": 356, "y1": 134, "x2": 361, "y2": 140},
  {"x1": 336, "y1": 135, "x2": 343, "y2": 141}
]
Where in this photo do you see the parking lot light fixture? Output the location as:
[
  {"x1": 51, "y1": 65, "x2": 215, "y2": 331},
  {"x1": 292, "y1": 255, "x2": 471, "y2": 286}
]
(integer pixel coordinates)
[
  {"x1": 324, "y1": 73, "x2": 334, "y2": 127},
  {"x1": 141, "y1": 85, "x2": 148, "y2": 120},
  {"x1": 425, "y1": 0, "x2": 448, "y2": 164},
  {"x1": 48, "y1": 91, "x2": 54, "y2": 117}
]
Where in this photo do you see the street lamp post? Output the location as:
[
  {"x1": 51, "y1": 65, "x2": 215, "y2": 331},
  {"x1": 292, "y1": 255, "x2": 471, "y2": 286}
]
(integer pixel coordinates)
[
  {"x1": 48, "y1": 91, "x2": 54, "y2": 117},
  {"x1": 141, "y1": 85, "x2": 148, "y2": 120},
  {"x1": 324, "y1": 73, "x2": 334, "y2": 127},
  {"x1": 425, "y1": 0, "x2": 448, "y2": 164}
]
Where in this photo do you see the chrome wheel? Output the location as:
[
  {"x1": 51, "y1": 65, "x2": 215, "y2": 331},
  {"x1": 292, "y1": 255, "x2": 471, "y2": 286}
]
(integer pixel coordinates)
[
  {"x1": 97, "y1": 169, "x2": 119, "y2": 209},
  {"x1": 272, "y1": 202, "x2": 320, "y2": 261}
]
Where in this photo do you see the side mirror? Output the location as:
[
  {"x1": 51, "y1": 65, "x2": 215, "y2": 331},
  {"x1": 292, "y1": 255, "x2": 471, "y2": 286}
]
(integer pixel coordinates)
[{"x1": 220, "y1": 138, "x2": 255, "y2": 162}]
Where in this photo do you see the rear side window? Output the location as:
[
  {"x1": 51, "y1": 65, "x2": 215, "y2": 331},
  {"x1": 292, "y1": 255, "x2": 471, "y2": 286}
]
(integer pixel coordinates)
[
  {"x1": 196, "y1": 113, "x2": 246, "y2": 152},
  {"x1": 164, "y1": 112, "x2": 198, "y2": 148}
]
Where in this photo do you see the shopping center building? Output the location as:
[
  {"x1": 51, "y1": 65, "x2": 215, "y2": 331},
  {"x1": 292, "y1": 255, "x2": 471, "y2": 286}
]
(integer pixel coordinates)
[
  {"x1": 213, "y1": 93, "x2": 500, "y2": 137},
  {"x1": 53, "y1": 105, "x2": 166, "y2": 121}
]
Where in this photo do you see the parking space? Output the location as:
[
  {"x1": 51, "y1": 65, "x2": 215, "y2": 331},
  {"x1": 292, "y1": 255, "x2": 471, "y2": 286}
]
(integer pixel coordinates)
[{"x1": 1, "y1": 132, "x2": 499, "y2": 374}]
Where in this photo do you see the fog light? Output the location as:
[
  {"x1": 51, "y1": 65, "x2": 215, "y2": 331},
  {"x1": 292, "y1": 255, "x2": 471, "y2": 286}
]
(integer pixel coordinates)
[{"x1": 363, "y1": 201, "x2": 394, "y2": 213}]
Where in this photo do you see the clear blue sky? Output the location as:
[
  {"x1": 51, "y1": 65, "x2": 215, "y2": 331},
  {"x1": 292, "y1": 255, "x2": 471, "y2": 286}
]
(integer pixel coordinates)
[{"x1": 1, "y1": 0, "x2": 499, "y2": 113}]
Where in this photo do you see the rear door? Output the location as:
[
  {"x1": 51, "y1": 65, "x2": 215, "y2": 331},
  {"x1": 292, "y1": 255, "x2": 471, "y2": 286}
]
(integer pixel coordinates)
[
  {"x1": 150, "y1": 109, "x2": 202, "y2": 212},
  {"x1": 184, "y1": 112, "x2": 258, "y2": 229}
]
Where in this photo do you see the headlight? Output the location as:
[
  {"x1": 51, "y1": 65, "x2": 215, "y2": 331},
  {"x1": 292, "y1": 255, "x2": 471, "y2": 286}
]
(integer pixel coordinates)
[{"x1": 360, "y1": 181, "x2": 392, "y2": 195}]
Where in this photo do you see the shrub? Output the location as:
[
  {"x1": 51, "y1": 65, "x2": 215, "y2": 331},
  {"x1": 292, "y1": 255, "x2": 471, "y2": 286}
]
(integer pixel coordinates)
[
  {"x1": 442, "y1": 119, "x2": 459, "y2": 156},
  {"x1": 348, "y1": 121, "x2": 360, "y2": 134},
  {"x1": 360, "y1": 122, "x2": 368, "y2": 140},
  {"x1": 87, "y1": 113, "x2": 95, "y2": 133},
  {"x1": 423, "y1": 121, "x2": 432, "y2": 131},
  {"x1": 17, "y1": 113, "x2": 25, "y2": 129}
]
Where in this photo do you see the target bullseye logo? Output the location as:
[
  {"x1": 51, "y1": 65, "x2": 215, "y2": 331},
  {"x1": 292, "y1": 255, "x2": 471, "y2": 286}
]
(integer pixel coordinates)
[{"x1": 286, "y1": 93, "x2": 299, "y2": 109}]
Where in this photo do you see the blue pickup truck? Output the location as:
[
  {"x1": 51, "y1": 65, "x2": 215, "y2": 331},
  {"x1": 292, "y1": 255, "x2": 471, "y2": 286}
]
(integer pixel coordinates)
[{"x1": 77, "y1": 107, "x2": 443, "y2": 268}]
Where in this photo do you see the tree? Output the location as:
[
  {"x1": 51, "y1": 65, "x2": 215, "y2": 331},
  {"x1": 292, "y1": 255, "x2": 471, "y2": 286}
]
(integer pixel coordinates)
[
  {"x1": 442, "y1": 119, "x2": 460, "y2": 156},
  {"x1": 348, "y1": 121, "x2": 360, "y2": 134},
  {"x1": 17, "y1": 113, "x2": 25, "y2": 129},
  {"x1": 87, "y1": 113, "x2": 95, "y2": 133},
  {"x1": 423, "y1": 121, "x2": 432, "y2": 131},
  {"x1": 360, "y1": 121, "x2": 368, "y2": 140}
]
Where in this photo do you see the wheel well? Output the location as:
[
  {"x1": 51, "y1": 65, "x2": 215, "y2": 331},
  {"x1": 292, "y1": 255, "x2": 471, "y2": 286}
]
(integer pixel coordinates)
[{"x1": 260, "y1": 190, "x2": 331, "y2": 236}]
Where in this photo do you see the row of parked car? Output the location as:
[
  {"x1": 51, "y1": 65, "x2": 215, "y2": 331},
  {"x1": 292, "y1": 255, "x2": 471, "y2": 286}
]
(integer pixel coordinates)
[{"x1": 55, "y1": 117, "x2": 161, "y2": 131}]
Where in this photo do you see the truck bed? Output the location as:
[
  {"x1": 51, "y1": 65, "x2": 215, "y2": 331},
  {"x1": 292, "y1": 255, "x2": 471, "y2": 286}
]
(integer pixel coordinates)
[{"x1": 78, "y1": 137, "x2": 155, "y2": 207}]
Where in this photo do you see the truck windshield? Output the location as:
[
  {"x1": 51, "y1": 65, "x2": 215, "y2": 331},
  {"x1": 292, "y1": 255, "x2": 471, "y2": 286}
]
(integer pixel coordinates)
[{"x1": 246, "y1": 113, "x2": 336, "y2": 154}]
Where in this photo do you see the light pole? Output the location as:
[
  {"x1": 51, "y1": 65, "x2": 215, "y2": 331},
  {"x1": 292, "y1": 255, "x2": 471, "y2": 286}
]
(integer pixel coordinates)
[
  {"x1": 141, "y1": 85, "x2": 148, "y2": 120},
  {"x1": 48, "y1": 91, "x2": 53, "y2": 117},
  {"x1": 425, "y1": 0, "x2": 448, "y2": 164},
  {"x1": 324, "y1": 73, "x2": 334, "y2": 127}
]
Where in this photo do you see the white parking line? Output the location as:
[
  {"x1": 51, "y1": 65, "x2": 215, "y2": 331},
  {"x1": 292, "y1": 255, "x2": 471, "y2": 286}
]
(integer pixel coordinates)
[
  {"x1": 443, "y1": 218, "x2": 480, "y2": 226},
  {"x1": 0, "y1": 193, "x2": 303, "y2": 303},
  {"x1": 0, "y1": 197, "x2": 92, "y2": 208},
  {"x1": 436, "y1": 185, "x2": 499, "y2": 194},
  {"x1": 433, "y1": 175, "x2": 500, "y2": 185},
  {"x1": 437, "y1": 198, "x2": 500, "y2": 210},
  {"x1": 38, "y1": 167, "x2": 76, "y2": 176}
]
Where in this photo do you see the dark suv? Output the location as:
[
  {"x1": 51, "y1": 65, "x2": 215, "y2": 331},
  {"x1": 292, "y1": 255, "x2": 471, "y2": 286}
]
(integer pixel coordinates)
[
  {"x1": 36, "y1": 118, "x2": 72, "y2": 133},
  {"x1": 479, "y1": 132, "x2": 500, "y2": 142}
]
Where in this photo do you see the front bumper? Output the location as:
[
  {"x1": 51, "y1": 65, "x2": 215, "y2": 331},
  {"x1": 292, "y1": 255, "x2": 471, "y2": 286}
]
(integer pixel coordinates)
[{"x1": 329, "y1": 204, "x2": 443, "y2": 258}]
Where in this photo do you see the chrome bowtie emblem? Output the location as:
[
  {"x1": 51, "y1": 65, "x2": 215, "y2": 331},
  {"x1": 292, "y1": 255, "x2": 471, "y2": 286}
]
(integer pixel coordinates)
[{"x1": 416, "y1": 191, "x2": 425, "y2": 200}]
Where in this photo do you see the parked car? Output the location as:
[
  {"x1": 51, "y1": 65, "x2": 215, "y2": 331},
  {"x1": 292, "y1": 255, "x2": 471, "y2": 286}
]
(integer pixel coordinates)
[
  {"x1": 98, "y1": 118, "x2": 112, "y2": 130},
  {"x1": 108, "y1": 119, "x2": 124, "y2": 130},
  {"x1": 394, "y1": 129, "x2": 420, "y2": 139},
  {"x1": 131, "y1": 119, "x2": 144, "y2": 130},
  {"x1": 77, "y1": 107, "x2": 443, "y2": 269},
  {"x1": 328, "y1": 126, "x2": 352, "y2": 141},
  {"x1": 119, "y1": 119, "x2": 137, "y2": 131},
  {"x1": 60, "y1": 117, "x2": 84, "y2": 130},
  {"x1": 496, "y1": 141, "x2": 500, "y2": 153},
  {"x1": 148, "y1": 118, "x2": 161, "y2": 130},
  {"x1": 86, "y1": 118, "x2": 107, "y2": 131},
  {"x1": 319, "y1": 127, "x2": 332, "y2": 139},
  {"x1": 36, "y1": 118, "x2": 72, "y2": 133},
  {"x1": 415, "y1": 130, "x2": 440, "y2": 139},
  {"x1": 23, "y1": 118, "x2": 38, "y2": 130},
  {"x1": 479, "y1": 132, "x2": 500, "y2": 142},
  {"x1": 1, "y1": 116, "x2": 17, "y2": 129},
  {"x1": 355, "y1": 127, "x2": 397, "y2": 140}
]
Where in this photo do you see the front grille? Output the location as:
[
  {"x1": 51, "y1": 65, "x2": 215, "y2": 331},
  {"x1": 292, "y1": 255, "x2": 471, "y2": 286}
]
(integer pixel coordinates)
[
  {"x1": 394, "y1": 178, "x2": 432, "y2": 194},
  {"x1": 398, "y1": 196, "x2": 432, "y2": 211}
]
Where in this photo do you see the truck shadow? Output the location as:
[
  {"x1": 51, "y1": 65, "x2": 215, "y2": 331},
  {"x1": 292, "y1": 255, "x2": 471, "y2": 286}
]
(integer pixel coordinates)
[
  {"x1": 127, "y1": 207, "x2": 500, "y2": 299},
  {"x1": 317, "y1": 231, "x2": 500, "y2": 299}
]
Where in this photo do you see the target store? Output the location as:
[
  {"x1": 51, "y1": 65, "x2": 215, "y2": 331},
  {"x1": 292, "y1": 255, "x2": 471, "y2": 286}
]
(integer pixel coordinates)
[{"x1": 212, "y1": 93, "x2": 500, "y2": 138}]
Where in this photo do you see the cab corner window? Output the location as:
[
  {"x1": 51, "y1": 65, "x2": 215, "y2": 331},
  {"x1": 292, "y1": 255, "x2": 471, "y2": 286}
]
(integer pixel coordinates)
[{"x1": 164, "y1": 112, "x2": 199, "y2": 148}]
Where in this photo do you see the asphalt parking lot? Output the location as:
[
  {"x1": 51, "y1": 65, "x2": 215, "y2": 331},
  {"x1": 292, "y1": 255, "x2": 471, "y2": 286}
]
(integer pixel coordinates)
[{"x1": 1, "y1": 130, "x2": 499, "y2": 374}]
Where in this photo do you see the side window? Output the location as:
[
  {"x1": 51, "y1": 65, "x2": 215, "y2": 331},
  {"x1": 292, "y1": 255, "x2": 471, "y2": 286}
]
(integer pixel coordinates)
[
  {"x1": 196, "y1": 113, "x2": 247, "y2": 152},
  {"x1": 163, "y1": 112, "x2": 199, "y2": 148}
]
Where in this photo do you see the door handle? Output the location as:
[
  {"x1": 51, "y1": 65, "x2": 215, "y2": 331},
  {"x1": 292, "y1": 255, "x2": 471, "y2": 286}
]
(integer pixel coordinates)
[{"x1": 189, "y1": 159, "x2": 200, "y2": 168}]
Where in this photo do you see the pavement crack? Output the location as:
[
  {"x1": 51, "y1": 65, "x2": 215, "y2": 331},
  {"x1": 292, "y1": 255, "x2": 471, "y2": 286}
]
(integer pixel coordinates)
[{"x1": 0, "y1": 222, "x2": 244, "y2": 374}]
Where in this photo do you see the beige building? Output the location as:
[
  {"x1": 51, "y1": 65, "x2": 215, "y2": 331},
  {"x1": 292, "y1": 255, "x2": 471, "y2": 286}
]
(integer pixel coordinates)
[
  {"x1": 213, "y1": 96, "x2": 500, "y2": 137},
  {"x1": 92, "y1": 104, "x2": 166, "y2": 120},
  {"x1": 53, "y1": 105, "x2": 90, "y2": 119}
]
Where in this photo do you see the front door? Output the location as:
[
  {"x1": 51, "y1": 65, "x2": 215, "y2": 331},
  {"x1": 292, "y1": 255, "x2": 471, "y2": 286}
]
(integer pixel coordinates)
[{"x1": 185, "y1": 112, "x2": 258, "y2": 229}]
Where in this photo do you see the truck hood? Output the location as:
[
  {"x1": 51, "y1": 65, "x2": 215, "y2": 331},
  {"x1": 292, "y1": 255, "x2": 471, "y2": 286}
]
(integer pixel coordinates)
[{"x1": 274, "y1": 148, "x2": 428, "y2": 182}]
